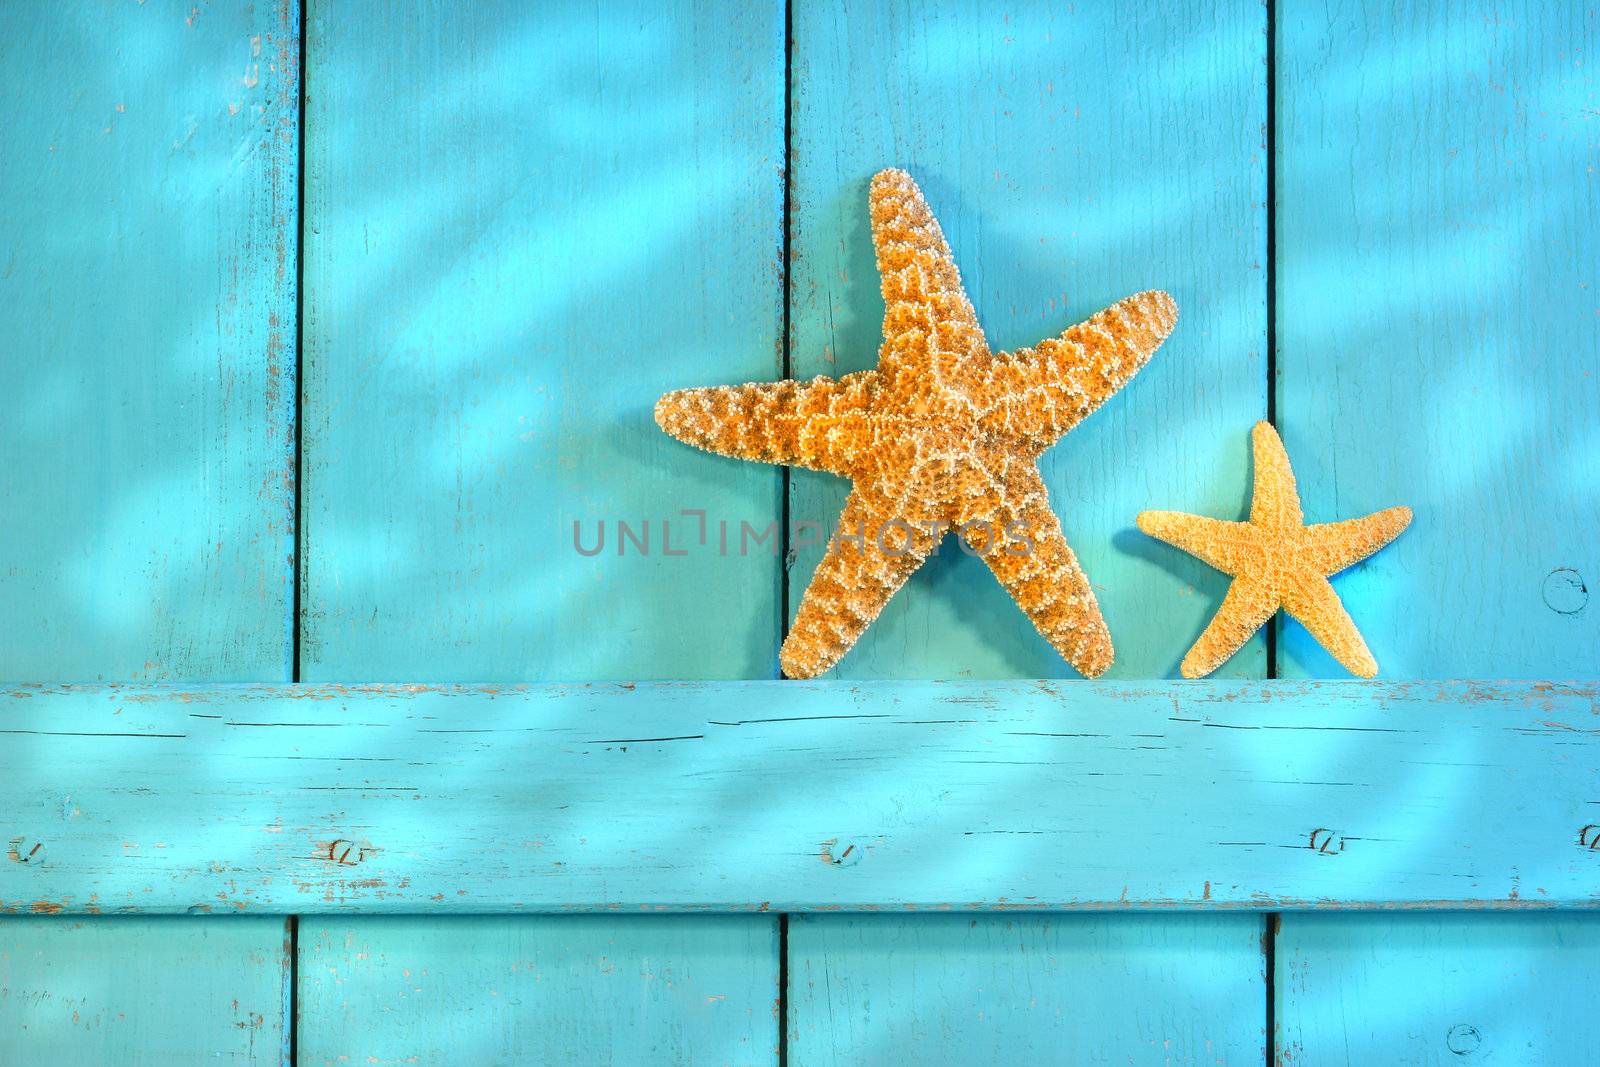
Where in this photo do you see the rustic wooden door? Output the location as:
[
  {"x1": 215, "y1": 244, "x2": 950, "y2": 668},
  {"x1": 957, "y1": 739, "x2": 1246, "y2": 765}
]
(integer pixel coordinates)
[{"x1": 3, "y1": 2, "x2": 1597, "y2": 1064}]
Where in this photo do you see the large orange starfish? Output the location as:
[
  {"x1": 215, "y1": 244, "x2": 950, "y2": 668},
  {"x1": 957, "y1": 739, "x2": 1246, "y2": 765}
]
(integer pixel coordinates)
[
  {"x1": 656, "y1": 169, "x2": 1177, "y2": 678},
  {"x1": 1137, "y1": 421, "x2": 1412, "y2": 678}
]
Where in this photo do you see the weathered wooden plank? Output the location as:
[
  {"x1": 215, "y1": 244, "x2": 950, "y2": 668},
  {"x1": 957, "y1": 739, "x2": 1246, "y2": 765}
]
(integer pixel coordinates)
[
  {"x1": 788, "y1": 914, "x2": 1264, "y2": 1065},
  {"x1": 1273, "y1": 6, "x2": 1600, "y2": 1061},
  {"x1": 296, "y1": 2, "x2": 785, "y2": 1059},
  {"x1": 0, "y1": 0, "x2": 299, "y2": 680},
  {"x1": 1275, "y1": 914, "x2": 1600, "y2": 1066},
  {"x1": 297, "y1": 916, "x2": 777, "y2": 1066},
  {"x1": 299, "y1": 0, "x2": 786, "y2": 681},
  {"x1": 788, "y1": 0, "x2": 1267, "y2": 679},
  {"x1": 0, "y1": 4, "x2": 300, "y2": 1064},
  {"x1": 785, "y1": 2, "x2": 1269, "y2": 1054},
  {"x1": 0, "y1": 917, "x2": 290, "y2": 1067},
  {"x1": 1275, "y1": 0, "x2": 1600, "y2": 680},
  {"x1": 4, "y1": 680, "x2": 1594, "y2": 913}
]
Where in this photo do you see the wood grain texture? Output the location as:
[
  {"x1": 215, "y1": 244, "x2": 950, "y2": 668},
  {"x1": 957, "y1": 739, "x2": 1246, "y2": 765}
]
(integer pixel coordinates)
[
  {"x1": 297, "y1": 916, "x2": 777, "y2": 1066},
  {"x1": 1273, "y1": 7, "x2": 1600, "y2": 1062},
  {"x1": 785, "y1": 4, "x2": 1269, "y2": 1056},
  {"x1": 7, "y1": 680, "x2": 1594, "y2": 913},
  {"x1": 788, "y1": 0, "x2": 1267, "y2": 680},
  {"x1": 0, "y1": 0, "x2": 299, "y2": 679},
  {"x1": 296, "y1": 5, "x2": 784, "y2": 1060},
  {"x1": 0, "y1": 5, "x2": 299, "y2": 1064},
  {"x1": 1275, "y1": 914, "x2": 1600, "y2": 1066},
  {"x1": 299, "y1": 0, "x2": 786, "y2": 681},
  {"x1": 1275, "y1": 0, "x2": 1600, "y2": 680},
  {"x1": 0, "y1": 917, "x2": 290, "y2": 1067},
  {"x1": 788, "y1": 914, "x2": 1263, "y2": 1066}
]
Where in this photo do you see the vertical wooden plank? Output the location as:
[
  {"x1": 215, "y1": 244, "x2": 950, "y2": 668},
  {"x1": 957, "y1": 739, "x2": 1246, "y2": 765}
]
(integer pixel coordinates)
[
  {"x1": 0, "y1": 0, "x2": 298, "y2": 680},
  {"x1": 300, "y1": 0, "x2": 785, "y2": 682},
  {"x1": 785, "y1": 2, "x2": 1268, "y2": 1057},
  {"x1": 298, "y1": 917, "x2": 777, "y2": 1066},
  {"x1": 1275, "y1": 4, "x2": 1600, "y2": 1061},
  {"x1": 0, "y1": 918, "x2": 291, "y2": 1067},
  {"x1": 1276, "y1": 915, "x2": 1600, "y2": 1066},
  {"x1": 789, "y1": 0, "x2": 1268, "y2": 680},
  {"x1": 1276, "y1": 0, "x2": 1600, "y2": 680},
  {"x1": 298, "y1": 3, "x2": 784, "y2": 1061},
  {"x1": 789, "y1": 914, "x2": 1264, "y2": 1066},
  {"x1": 0, "y1": 4, "x2": 297, "y2": 1064}
]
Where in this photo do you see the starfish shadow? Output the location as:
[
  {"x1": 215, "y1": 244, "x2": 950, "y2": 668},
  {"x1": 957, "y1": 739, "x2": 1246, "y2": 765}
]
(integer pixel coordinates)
[{"x1": 1110, "y1": 446, "x2": 1260, "y2": 678}]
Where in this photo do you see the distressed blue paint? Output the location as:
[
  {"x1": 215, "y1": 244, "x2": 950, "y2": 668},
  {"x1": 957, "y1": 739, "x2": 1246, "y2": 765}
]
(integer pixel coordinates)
[
  {"x1": 295, "y1": 3, "x2": 786, "y2": 1060},
  {"x1": 1273, "y1": 4, "x2": 1600, "y2": 1062},
  {"x1": 1276, "y1": 914, "x2": 1600, "y2": 1066},
  {"x1": 0, "y1": 4, "x2": 300, "y2": 1065},
  {"x1": 0, "y1": 918, "x2": 290, "y2": 1067},
  {"x1": 299, "y1": 0, "x2": 786, "y2": 682},
  {"x1": 297, "y1": 917, "x2": 778, "y2": 1066},
  {"x1": 788, "y1": 0, "x2": 1267, "y2": 680},
  {"x1": 784, "y1": 2, "x2": 1269, "y2": 1056},
  {"x1": 1, "y1": 1, "x2": 1595, "y2": 1061},
  {"x1": 789, "y1": 914, "x2": 1264, "y2": 1066},
  {"x1": 0, "y1": 1, "x2": 298, "y2": 680},
  {"x1": 1276, "y1": 0, "x2": 1600, "y2": 680},
  {"x1": 6, "y1": 680, "x2": 1593, "y2": 913}
]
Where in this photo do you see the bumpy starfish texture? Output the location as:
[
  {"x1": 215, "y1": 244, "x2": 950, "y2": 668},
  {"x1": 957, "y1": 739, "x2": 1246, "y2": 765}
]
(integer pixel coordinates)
[
  {"x1": 656, "y1": 168, "x2": 1178, "y2": 678},
  {"x1": 1137, "y1": 422, "x2": 1411, "y2": 678}
]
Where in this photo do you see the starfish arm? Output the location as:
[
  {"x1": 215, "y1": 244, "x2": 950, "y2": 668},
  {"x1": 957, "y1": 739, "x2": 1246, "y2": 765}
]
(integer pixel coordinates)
[
  {"x1": 1135, "y1": 510, "x2": 1255, "y2": 575},
  {"x1": 779, "y1": 485, "x2": 938, "y2": 679},
  {"x1": 1249, "y1": 422, "x2": 1304, "y2": 528},
  {"x1": 654, "y1": 373, "x2": 872, "y2": 475},
  {"x1": 1280, "y1": 574, "x2": 1379, "y2": 678},
  {"x1": 1303, "y1": 506, "x2": 1413, "y2": 575},
  {"x1": 978, "y1": 464, "x2": 1114, "y2": 677},
  {"x1": 1178, "y1": 578, "x2": 1280, "y2": 678},
  {"x1": 868, "y1": 169, "x2": 989, "y2": 385},
  {"x1": 980, "y1": 290, "x2": 1178, "y2": 447}
]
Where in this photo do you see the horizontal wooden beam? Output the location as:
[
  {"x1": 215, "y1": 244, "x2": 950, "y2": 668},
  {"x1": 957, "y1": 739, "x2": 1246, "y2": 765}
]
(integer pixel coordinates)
[{"x1": 3, "y1": 681, "x2": 1597, "y2": 913}]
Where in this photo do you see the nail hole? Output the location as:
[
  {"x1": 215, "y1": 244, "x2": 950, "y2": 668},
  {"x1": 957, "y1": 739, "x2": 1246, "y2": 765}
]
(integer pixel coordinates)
[
  {"x1": 820, "y1": 839, "x2": 863, "y2": 867},
  {"x1": 6, "y1": 838, "x2": 43, "y2": 866},
  {"x1": 1446, "y1": 1023, "x2": 1482, "y2": 1055},
  {"x1": 1309, "y1": 828, "x2": 1344, "y2": 855},
  {"x1": 322, "y1": 838, "x2": 369, "y2": 866},
  {"x1": 1542, "y1": 568, "x2": 1588, "y2": 615}
]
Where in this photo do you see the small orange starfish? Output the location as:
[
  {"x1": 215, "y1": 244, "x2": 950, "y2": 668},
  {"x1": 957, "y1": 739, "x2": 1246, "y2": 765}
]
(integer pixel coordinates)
[
  {"x1": 656, "y1": 168, "x2": 1177, "y2": 678},
  {"x1": 1137, "y1": 421, "x2": 1412, "y2": 678}
]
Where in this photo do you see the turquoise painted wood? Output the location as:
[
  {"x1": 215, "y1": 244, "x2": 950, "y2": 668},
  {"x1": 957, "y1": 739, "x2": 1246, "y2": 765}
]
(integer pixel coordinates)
[
  {"x1": 2, "y1": 1, "x2": 1597, "y2": 1062},
  {"x1": 1275, "y1": 914, "x2": 1600, "y2": 1066},
  {"x1": 788, "y1": 0, "x2": 1267, "y2": 680},
  {"x1": 0, "y1": 918, "x2": 290, "y2": 1067},
  {"x1": 297, "y1": 2, "x2": 784, "y2": 1061},
  {"x1": 0, "y1": 0, "x2": 298, "y2": 679},
  {"x1": 11, "y1": 679, "x2": 1591, "y2": 913},
  {"x1": 0, "y1": 4, "x2": 299, "y2": 1065},
  {"x1": 785, "y1": 2, "x2": 1268, "y2": 1056},
  {"x1": 299, "y1": 0, "x2": 786, "y2": 682},
  {"x1": 298, "y1": 917, "x2": 778, "y2": 1066},
  {"x1": 1273, "y1": 4, "x2": 1600, "y2": 1062},
  {"x1": 788, "y1": 914, "x2": 1264, "y2": 1065},
  {"x1": 1276, "y1": 0, "x2": 1600, "y2": 681}
]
